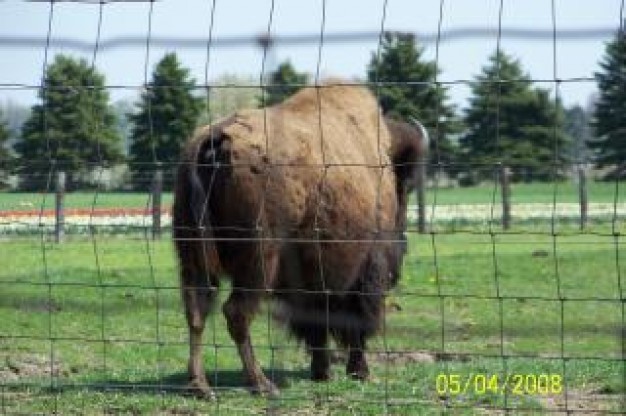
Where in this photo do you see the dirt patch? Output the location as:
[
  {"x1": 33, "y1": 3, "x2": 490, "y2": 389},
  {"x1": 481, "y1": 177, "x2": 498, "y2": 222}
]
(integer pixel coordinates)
[
  {"x1": 367, "y1": 350, "x2": 475, "y2": 365},
  {"x1": 537, "y1": 386, "x2": 624, "y2": 415},
  {"x1": 368, "y1": 350, "x2": 438, "y2": 364},
  {"x1": 18, "y1": 298, "x2": 62, "y2": 313},
  {"x1": 1, "y1": 354, "x2": 64, "y2": 382},
  {"x1": 326, "y1": 349, "x2": 447, "y2": 366}
]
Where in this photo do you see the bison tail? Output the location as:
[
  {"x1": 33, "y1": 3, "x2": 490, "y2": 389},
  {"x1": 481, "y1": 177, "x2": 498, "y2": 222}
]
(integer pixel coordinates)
[{"x1": 174, "y1": 127, "x2": 230, "y2": 278}]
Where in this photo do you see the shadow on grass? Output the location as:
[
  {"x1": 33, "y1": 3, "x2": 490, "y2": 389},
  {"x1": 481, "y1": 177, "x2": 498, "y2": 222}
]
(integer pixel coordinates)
[{"x1": 36, "y1": 368, "x2": 310, "y2": 398}]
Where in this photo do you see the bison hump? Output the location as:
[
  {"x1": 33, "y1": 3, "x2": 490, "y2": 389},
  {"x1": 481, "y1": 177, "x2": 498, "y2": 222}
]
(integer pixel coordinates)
[{"x1": 213, "y1": 82, "x2": 398, "y2": 234}]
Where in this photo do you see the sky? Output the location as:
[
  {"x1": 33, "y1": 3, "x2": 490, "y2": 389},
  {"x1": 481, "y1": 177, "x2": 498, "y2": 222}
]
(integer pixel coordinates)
[{"x1": 0, "y1": 0, "x2": 623, "y2": 110}]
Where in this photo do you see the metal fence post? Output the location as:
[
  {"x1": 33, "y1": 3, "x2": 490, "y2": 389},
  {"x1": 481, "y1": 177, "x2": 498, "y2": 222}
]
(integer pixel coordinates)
[
  {"x1": 578, "y1": 166, "x2": 588, "y2": 231},
  {"x1": 152, "y1": 167, "x2": 163, "y2": 240},
  {"x1": 55, "y1": 171, "x2": 65, "y2": 243},
  {"x1": 500, "y1": 165, "x2": 511, "y2": 230},
  {"x1": 416, "y1": 159, "x2": 427, "y2": 234}
]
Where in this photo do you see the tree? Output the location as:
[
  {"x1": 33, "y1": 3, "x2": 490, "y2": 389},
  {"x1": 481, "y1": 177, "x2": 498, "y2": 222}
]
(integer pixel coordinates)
[
  {"x1": 460, "y1": 50, "x2": 569, "y2": 183},
  {"x1": 111, "y1": 99, "x2": 134, "y2": 155},
  {"x1": 262, "y1": 61, "x2": 308, "y2": 106},
  {"x1": 590, "y1": 30, "x2": 626, "y2": 178},
  {"x1": 199, "y1": 74, "x2": 259, "y2": 124},
  {"x1": 366, "y1": 32, "x2": 461, "y2": 176},
  {"x1": 0, "y1": 111, "x2": 11, "y2": 188},
  {"x1": 128, "y1": 53, "x2": 204, "y2": 190},
  {"x1": 0, "y1": 99, "x2": 30, "y2": 139},
  {"x1": 16, "y1": 55, "x2": 122, "y2": 190},
  {"x1": 564, "y1": 104, "x2": 593, "y2": 163}
]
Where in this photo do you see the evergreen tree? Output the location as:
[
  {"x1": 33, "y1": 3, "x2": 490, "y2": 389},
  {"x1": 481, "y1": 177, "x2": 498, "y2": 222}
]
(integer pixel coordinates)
[
  {"x1": 201, "y1": 74, "x2": 259, "y2": 123},
  {"x1": 16, "y1": 55, "x2": 122, "y2": 190},
  {"x1": 0, "y1": 111, "x2": 11, "y2": 188},
  {"x1": 366, "y1": 32, "x2": 461, "y2": 175},
  {"x1": 590, "y1": 30, "x2": 626, "y2": 178},
  {"x1": 128, "y1": 53, "x2": 204, "y2": 190},
  {"x1": 0, "y1": 99, "x2": 29, "y2": 139},
  {"x1": 262, "y1": 61, "x2": 308, "y2": 106},
  {"x1": 112, "y1": 99, "x2": 134, "y2": 154},
  {"x1": 460, "y1": 51, "x2": 569, "y2": 182},
  {"x1": 564, "y1": 104, "x2": 593, "y2": 163}
]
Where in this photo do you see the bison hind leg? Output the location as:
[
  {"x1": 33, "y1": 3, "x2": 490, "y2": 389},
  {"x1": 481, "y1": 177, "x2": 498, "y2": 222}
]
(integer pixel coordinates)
[
  {"x1": 332, "y1": 321, "x2": 371, "y2": 381},
  {"x1": 278, "y1": 297, "x2": 331, "y2": 381},
  {"x1": 179, "y1": 248, "x2": 220, "y2": 399},
  {"x1": 292, "y1": 318, "x2": 331, "y2": 381},
  {"x1": 223, "y1": 289, "x2": 280, "y2": 396},
  {"x1": 331, "y1": 251, "x2": 387, "y2": 381},
  {"x1": 222, "y1": 244, "x2": 282, "y2": 397},
  {"x1": 308, "y1": 329, "x2": 331, "y2": 381}
]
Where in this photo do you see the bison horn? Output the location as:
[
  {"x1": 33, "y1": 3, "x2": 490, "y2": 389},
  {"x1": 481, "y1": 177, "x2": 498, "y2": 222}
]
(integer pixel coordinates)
[{"x1": 409, "y1": 117, "x2": 430, "y2": 154}]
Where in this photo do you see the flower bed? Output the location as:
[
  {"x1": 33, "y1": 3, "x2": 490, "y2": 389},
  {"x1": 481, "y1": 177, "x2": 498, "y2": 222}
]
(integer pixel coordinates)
[
  {"x1": 0, "y1": 208, "x2": 172, "y2": 236},
  {"x1": 406, "y1": 202, "x2": 625, "y2": 222},
  {"x1": 0, "y1": 204, "x2": 623, "y2": 236}
]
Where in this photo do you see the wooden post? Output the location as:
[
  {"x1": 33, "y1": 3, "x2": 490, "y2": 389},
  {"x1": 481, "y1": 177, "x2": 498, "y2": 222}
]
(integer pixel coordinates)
[
  {"x1": 578, "y1": 166, "x2": 588, "y2": 231},
  {"x1": 152, "y1": 167, "x2": 163, "y2": 240},
  {"x1": 55, "y1": 171, "x2": 65, "y2": 243},
  {"x1": 416, "y1": 158, "x2": 427, "y2": 233},
  {"x1": 500, "y1": 165, "x2": 511, "y2": 230}
]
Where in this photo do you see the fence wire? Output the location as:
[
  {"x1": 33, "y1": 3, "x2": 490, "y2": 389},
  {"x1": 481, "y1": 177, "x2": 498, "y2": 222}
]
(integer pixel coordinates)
[{"x1": 0, "y1": 0, "x2": 625, "y2": 415}]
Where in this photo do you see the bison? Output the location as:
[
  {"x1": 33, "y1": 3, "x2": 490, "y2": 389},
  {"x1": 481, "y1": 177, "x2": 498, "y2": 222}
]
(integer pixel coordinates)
[{"x1": 173, "y1": 81, "x2": 428, "y2": 398}]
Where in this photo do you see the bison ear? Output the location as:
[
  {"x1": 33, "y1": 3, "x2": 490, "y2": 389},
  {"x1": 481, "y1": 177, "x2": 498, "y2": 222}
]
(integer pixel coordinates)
[{"x1": 387, "y1": 117, "x2": 429, "y2": 190}]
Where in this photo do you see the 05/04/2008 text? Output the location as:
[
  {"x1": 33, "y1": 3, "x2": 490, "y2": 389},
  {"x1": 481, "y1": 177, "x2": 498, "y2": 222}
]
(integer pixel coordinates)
[{"x1": 435, "y1": 373, "x2": 563, "y2": 396}]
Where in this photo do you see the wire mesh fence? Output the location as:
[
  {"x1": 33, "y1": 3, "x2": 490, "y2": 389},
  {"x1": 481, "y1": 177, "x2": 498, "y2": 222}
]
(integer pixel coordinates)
[{"x1": 1, "y1": 0, "x2": 625, "y2": 414}]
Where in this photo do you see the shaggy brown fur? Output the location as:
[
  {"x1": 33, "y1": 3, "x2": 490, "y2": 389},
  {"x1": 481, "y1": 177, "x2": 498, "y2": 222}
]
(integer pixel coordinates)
[{"x1": 173, "y1": 81, "x2": 427, "y2": 398}]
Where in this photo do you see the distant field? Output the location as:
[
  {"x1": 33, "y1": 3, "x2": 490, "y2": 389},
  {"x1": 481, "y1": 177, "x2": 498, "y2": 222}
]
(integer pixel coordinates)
[
  {"x1": 420, "y1": 181, "x2": 624, "y2": 205},
  {"x1": 0, "y1": 234, "x2": 623, "y2": 414},
  {"x1": 0, "y1": 192, "x2": 173, "y2": 211},
  {"x1": 0, "y1": 181, "x2": 623, "y2": 212}
]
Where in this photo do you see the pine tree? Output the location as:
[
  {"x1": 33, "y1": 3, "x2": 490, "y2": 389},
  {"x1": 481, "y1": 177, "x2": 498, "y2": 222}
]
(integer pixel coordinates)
[
  {"x1": 366, "y1": 32, "x2": 461, "y2": 175},
  {"x1": 201, "y1": 74, "x2": 260, "y2": 123},
  {"x1": 461, "y1": 50, "x2": 569, "y2": 183},
  {"x1": 262, "y1": 61, "x2": 308, "y2": 106},
  {"x1": 0, "y1": 111, "x2": 11, "y2": 188},
  {"x1": 564, "y1": 104, "x2": 593, "y2": 163},
  {"x1": 128, "y1": 53, "x2": 204, "y2": 190},
  {"x1": 590, "y1": 30, "x2": 626, "y2": 178},
  {"x1": 16, "y1": 55, "x2": 122, "y2": 190}
]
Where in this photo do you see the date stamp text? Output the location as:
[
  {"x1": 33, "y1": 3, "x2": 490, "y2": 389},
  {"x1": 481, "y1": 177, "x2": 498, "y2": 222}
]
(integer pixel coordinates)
[{"x1": 435, "y1": 373, "x2": 563, "y2": 396}]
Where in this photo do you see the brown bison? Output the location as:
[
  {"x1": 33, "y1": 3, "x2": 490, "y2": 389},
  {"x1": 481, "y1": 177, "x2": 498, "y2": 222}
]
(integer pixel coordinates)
[{"x1": 173, "y1": 81, "x2": 428, "y2": 398}]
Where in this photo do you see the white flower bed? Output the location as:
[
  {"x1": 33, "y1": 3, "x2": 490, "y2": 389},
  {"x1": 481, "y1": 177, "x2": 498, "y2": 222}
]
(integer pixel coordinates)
[
  {"x1": 0, "y1": 203, "x2": 623, "y2": 235},
  {"x1": 0, "y1": 213, "x2": 172, "y2": 235},
  {"x1": 406, "y1": 203, "x2": 626, "y2": 223}
]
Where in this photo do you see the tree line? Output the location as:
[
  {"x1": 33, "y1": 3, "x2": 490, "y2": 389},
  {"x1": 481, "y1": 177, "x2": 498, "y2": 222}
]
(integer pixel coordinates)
[{"x1": 0, "y1": 29, "x2": 623, "y2": 191}]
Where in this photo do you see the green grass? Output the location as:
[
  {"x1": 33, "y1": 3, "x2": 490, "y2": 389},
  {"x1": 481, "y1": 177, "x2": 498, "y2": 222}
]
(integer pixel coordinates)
[
  {"x1": 0, "y1": 192, "x2": 173, "y2": 211},
  {"x1": 1, "y1": 233, "x2": 624, "y2": 414},
  {"x1": 1, "y1": 181, "x2": 624, "y2": 211},
  {"x1": 419, "y1": 181, "x2": 625, "y2": 205}
]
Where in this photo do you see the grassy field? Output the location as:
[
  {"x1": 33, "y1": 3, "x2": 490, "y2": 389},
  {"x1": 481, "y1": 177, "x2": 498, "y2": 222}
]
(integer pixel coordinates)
[
  {"x1": 0, "y1": 181, "x2": 624, "y2": 211},
  {"x1": 423, "y1": 180, "x2": 624, "y2": 205},
  {"x1": 0, "y1": 192, "x2": 173, "y2": 212},
  {"x1": 1, "y1": 232, "x2": 624, "y2": 414}
]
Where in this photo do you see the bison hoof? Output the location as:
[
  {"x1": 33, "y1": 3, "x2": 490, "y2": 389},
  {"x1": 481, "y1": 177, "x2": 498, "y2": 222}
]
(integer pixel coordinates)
[
  {"x1": 185, "y1": 378, "x2": 216, "y2": 400},
  {"x1": 346, "y1": 360, "x2": 369, "y2": 381},
  {"x1": 248, "y1": 377, "x2": 280, "y2": 397},
  {"x1": 347, "y1": 367, "x2": 369, "y2": 381},
  {"x1": 311, "y1": 353, "x2": 331, "y2": 381},
  {"x1": 311, "y1": 367, "x2": 330, "y2": 382}
]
